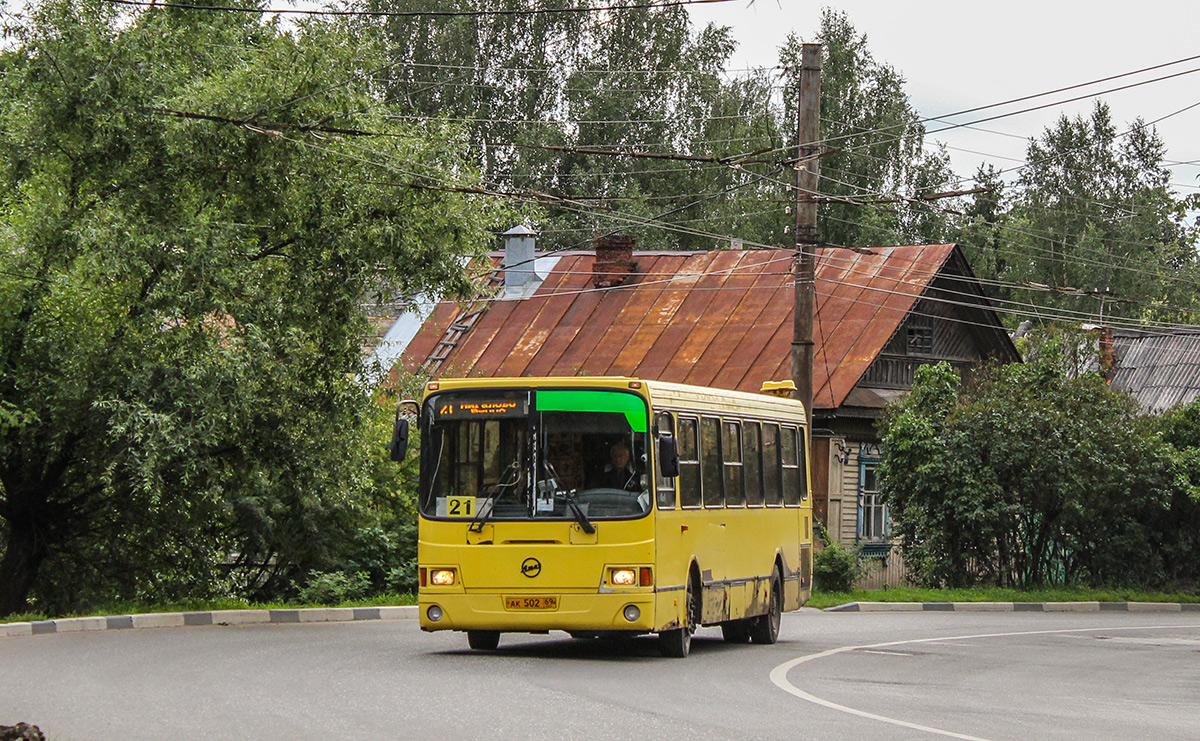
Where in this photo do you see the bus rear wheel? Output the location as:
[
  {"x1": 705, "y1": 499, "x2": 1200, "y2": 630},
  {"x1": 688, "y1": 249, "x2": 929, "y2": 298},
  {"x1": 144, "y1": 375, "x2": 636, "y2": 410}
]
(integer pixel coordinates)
[
  {"x1": 750, "y1": 570, "x2": 781, "y2": 645},
  {"x1": 467, "y1": 630, "x2": 500, "y2": 650}
]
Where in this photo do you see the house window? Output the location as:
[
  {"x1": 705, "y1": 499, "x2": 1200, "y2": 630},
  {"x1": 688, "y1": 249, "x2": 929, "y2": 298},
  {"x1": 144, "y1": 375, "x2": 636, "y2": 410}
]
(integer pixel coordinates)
[
  {"x1": 906, "y1": 326, "x2": 933, "y2": 356},
  {"x1": 858, "y1": 461, "x2": 887, "y2": 542}
]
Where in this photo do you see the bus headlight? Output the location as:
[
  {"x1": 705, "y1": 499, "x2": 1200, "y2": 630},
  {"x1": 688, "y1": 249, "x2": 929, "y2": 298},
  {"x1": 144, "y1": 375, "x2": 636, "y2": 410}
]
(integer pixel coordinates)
[
  {"x1": 611, "y1": 568, "x2": 636, "y2": 586},
  {"x1": 623, "y1": 605, "x2": 641, "y2": 622},
  {"x1": 430, "y1": 569, "x2": 456, "y2": 586},
  {"x1": 427, "y1": 605, "x2": 443, "y2": 622}
]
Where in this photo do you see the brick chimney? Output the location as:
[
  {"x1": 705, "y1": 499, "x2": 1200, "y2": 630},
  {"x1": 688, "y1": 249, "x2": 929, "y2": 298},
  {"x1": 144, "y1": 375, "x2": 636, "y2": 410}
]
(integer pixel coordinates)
[
  {"x1": 593, "y1": 235, "x2": 638, "y2": 288},
  {"x1": 1098, "y1": 325, "x2": 1116, "y2": 378}
]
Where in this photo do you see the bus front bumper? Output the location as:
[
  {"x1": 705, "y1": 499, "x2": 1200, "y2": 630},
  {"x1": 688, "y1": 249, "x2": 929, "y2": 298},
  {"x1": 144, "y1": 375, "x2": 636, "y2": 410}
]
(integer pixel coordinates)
[{"x1": 419, "y1": 592, "x2": 658, "y2": 633}]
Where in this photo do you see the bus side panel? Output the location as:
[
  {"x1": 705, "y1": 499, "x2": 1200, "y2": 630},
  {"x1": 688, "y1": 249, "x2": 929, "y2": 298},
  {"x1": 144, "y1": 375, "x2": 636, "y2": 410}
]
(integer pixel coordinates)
[
  {"x1": 652, "y1": 507, "x2": 695, "y2": 631},
  {"x1": 655, "y1": 504, "x2": 808, "y2": 628},
  {"x1": 787, "y1": 505, "x2": 816, "y2": 609},
  {"x1": 717, "y1": 504, "x2": 811, "y2": 618}
]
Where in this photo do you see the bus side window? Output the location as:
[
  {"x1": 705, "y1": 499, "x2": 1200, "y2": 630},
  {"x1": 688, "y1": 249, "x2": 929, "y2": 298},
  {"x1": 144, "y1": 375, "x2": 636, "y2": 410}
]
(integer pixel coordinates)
[
  {"x1": 800, "y1": 427, "x2": 810, "y2": 501},
  {"x1": 763, "y1": 423, "x2": 782, "y2": 506},
  {"x1": 678, "y1": 417, "x2": 701, "y2": 508},
  {"x1": 722, "y1": 419, "x2": 744, "y2": 507},
  {"x1": 744, "y1": 421, "x2": 763, "y2": 506},
  {"x1": 701, "y1": 416, "x2": 723, "y2": 508},
  {"x1": 782, "y1": 425, "x2": 802, "y2": 506},
  {"x1": 655, "y1": 412, "x2": 677, "y2": 510}
]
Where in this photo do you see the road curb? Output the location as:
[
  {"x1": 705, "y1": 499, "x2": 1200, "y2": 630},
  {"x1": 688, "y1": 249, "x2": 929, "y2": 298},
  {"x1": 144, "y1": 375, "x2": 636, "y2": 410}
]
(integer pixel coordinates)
[
  {"x1": 1, "y1": 605, "x2": 418, "y2": 638},
  {"x1": 825, "y1": 601, "x2": 1200, "y2": 613}
]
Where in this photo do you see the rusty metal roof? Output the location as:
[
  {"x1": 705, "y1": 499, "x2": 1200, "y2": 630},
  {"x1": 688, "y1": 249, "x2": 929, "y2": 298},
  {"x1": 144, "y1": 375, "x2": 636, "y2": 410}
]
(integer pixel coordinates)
[
  {"x1": 397, "y1": 245, "x2": 958, "y2": 410},
  {"x1": 1108, "y1": 330, "x2": 1200, "y2": 414}
]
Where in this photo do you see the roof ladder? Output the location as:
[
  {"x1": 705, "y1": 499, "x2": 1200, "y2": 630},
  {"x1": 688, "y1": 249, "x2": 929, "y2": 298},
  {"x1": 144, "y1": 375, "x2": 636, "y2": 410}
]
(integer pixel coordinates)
[{"x1": 421, "y1": 273, "x2": 502, "y2": 375}]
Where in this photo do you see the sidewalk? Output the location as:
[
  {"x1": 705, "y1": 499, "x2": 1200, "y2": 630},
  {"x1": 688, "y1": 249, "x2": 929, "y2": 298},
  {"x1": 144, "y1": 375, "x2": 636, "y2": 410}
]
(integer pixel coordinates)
[
  {"x1": 6, "y1": 601, "x2": 1196, "y2": 638},
  {"x1": 1, "y1": 605, "x2": 419, "y2": 638}
]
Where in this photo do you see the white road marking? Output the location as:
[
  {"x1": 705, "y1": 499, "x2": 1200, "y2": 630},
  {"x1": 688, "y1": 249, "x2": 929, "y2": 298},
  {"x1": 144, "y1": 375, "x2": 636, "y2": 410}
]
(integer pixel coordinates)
[{"x1": 770, "y1": 623, "x2": 1200, "y2": 740}]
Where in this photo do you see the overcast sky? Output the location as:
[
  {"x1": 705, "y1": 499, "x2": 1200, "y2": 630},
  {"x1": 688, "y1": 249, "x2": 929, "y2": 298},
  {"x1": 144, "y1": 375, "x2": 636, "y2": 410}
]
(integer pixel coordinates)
[{"x1": 687, "y1": 0, "x2": 1200, "y2": 194}]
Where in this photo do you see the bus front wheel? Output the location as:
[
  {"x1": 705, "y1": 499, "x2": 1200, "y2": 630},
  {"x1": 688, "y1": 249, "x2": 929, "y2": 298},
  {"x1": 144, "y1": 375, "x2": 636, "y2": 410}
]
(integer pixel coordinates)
[
  {"x1": 659, "y1": 574, "x2": 698, "y2": 658},
  {"x1": 467, "y1": 630, "x2": 500, "y2": 650}
]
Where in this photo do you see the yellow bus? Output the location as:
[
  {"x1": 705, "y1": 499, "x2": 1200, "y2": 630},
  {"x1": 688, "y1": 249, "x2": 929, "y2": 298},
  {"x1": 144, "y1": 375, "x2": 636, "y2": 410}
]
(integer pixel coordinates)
[{"x1": 396, "y1": 376, "x2": 813, "y2": 657}]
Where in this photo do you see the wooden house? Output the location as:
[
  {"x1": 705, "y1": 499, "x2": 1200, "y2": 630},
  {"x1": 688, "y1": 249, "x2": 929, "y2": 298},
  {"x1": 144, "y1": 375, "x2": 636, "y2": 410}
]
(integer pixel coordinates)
[{"x1": 381, "y1": 234, "x2": 1020, "y2": 585}]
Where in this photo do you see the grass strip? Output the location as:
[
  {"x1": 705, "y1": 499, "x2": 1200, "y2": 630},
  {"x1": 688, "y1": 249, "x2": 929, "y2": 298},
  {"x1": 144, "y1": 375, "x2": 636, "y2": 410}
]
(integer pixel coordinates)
[{"x1": 807, "y1": 586, "x2": 1200, "y2": 610}]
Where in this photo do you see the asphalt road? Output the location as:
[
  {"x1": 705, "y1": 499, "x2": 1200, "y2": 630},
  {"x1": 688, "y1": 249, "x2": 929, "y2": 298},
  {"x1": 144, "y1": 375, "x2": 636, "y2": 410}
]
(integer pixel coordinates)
[{"x1": 3, "y1": 609, "x2": 1199, "y2": 740}]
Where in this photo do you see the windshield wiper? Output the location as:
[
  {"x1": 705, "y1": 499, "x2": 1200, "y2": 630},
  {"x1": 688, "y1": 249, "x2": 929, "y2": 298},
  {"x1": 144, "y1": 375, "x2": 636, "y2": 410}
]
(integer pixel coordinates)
[
  {"x1": 542, "y1": 460, "x2": 594, "y2": 534},
  {"x1": 468, "y1": 460, "x2": 520, "y2": 533},
  {"x1": 562, "y1": 489, "x2": 595, "y2": 534}
]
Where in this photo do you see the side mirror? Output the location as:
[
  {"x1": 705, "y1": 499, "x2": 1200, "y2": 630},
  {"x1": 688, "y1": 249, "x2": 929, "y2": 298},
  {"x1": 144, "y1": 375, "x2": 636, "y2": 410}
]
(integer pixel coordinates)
[
  {"x1": 390, "y1": 400, "x2": 418, "y2": 462},
  {"x1": 657, "y1": 432, "x2": 679, "y2": 478}
]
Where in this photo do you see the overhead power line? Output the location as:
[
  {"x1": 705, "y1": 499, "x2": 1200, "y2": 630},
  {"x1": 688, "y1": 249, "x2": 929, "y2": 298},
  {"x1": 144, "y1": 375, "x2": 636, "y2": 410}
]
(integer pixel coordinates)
[
  {"x1": 812, "y1": 51, "x2": 1200, "y2": 149},
  {"x1": 99, "y1": 0, "x2": 736, "y2": 18}
]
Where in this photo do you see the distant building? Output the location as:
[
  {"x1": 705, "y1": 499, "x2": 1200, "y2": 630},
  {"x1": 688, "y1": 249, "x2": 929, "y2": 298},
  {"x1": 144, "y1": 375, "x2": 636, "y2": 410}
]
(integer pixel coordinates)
[
  {"x1": 383, "y1": 233, "x2": 1019, "y2": 586},
  {"x1": 1106, "y1": 329, "x2": 1200, "y2": 414}
]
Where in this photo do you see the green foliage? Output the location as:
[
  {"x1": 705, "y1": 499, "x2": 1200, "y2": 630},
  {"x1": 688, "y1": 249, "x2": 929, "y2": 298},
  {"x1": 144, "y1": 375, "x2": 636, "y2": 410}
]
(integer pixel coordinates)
[
  {"x1": 957, "y1": 102, "x2": 1200, "y2": 325},
  {"x1": 358, "y1": 3, "x2": 959, "y2": 252},
  {"x1": 0, "y1": 0, "x2": 509, "y2": 617},
  {"x1": 879, "y1": 331, "x2": 1200, "y2": 590},
  {"x1": 298, "y1": 571, "x2": 372, "y2": 604},
  {"x1": 813, "y1": 542, "x2": 864, "y2": 593},
  {"x1": 780, "y1": 10, "x2": 955, "y2": 249}
]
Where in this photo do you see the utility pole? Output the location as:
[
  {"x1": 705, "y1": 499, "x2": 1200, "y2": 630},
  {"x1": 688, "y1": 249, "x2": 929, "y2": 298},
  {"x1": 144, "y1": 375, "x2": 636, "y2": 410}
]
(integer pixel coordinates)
[{"x1": 792, "y1": 43, "x2": 821, "y2": 424}]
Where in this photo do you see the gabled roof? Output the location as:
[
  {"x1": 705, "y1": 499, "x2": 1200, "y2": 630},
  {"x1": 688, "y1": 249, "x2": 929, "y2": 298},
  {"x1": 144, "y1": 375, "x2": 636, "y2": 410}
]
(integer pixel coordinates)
[
  {"x1": 1108, "y1": 330, "x2": 1200, "y2": 414},
  {"x1": 397, "y1": 244, "x2": 969, "y2": 410}
]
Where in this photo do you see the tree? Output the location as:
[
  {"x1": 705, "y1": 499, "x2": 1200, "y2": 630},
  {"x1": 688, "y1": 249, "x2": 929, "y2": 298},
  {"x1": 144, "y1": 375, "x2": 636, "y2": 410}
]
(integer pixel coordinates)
[
  {"x1": 779, "y1": 10, "x2": 956, "y2": 250},
  {"x1": 879, "y1": 332, "x2": 1188, "y2": 589},
  {"x1": 357, "y1": 3, "x2": 961, "y2": 253},
  {"x1": 362, "y1": 0, "x2": 771, "y2": 251},
  {"x1": 1151, "y1": 400, "x2": 1200, "y2": 586},
  {"x1": 1001, "y1": 102, "x2": 1200, "y2": 323},
  {"x1": 0, "y1": 1, "x2": 505, "y2": 616}
]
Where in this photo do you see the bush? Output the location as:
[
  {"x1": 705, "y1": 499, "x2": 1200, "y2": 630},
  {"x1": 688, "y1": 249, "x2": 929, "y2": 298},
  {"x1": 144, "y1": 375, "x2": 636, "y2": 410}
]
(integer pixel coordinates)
[
  {"x1": 297, "y1": 571, "x2": 371, "y2": 605},
  {"x1": 814, "y1": 542, "x2": 863, "y2": 593},
  {"x1": 387, "y1": 559, "x2": 419, "y2": 595}
]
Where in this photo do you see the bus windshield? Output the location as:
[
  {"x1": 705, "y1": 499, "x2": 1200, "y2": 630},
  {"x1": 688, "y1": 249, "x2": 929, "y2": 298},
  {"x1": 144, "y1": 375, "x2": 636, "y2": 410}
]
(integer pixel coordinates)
[{"x1": 420, "y1": 388, "x2": 651, "y2": 522}]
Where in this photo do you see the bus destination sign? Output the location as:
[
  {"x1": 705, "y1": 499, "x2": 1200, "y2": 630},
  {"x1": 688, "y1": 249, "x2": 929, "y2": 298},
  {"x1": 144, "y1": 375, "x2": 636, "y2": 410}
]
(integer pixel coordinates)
[{"x1": 433, "y1": 397, "x2": 528, "y2": 420}]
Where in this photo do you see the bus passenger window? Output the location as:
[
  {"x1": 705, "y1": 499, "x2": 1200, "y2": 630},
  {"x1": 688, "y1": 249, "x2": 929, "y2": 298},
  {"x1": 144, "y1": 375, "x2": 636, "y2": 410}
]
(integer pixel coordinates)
[
  {"x1": 701, "y1": 417, "x2": 722, "y2": 507},
  {"x1": 722, "y1": 420, "x2": 744, "y2": 507},
  {"x1": 678, "y1": 417, "x2": 701, "y2": 508},
  {"x1": 744, "y1": 422, "x2": 763, "y2": 506},
  {"x1": 799, "y1": 429, "x2": 809, "y2": 501},
  {"x1": 782, "y1": 426, "x2": 801, "y2": 505},
  {"x1": 655, "y1": 412, "x2": 677, "y2": 510},
  {"x1": 762, "y1": 423, "x2": 782, "y2": 506}
]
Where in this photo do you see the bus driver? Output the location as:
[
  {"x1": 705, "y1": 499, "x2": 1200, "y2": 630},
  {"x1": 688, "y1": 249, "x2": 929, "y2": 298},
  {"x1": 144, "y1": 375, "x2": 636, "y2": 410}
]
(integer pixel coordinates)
[{"x1": 591, "y1": 438, "x2": 639, "y2": 491}]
